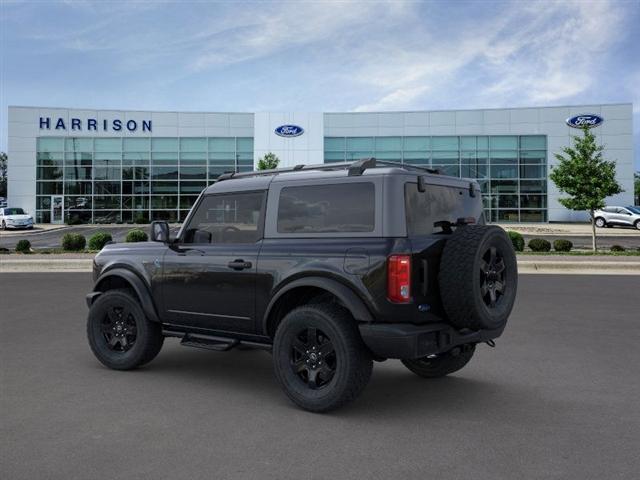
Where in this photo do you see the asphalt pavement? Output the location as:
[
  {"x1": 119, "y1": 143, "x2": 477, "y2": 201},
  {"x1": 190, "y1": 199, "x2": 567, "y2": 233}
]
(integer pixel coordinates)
[{"x1": 1, "y1": 273, "x2": 639, "y2": 479}]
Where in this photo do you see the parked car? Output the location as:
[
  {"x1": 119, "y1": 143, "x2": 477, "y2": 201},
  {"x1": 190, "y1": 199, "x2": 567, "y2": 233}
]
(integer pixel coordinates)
[
  {"x1": 0, "y1": 197, "x2": 7, "y2": 209},
  {"x1": 594, "y1": 206, "x2": 640, "y2": 230},
  {"x1": 0, "y1": 207, "x2": 34, "y2": 230},
  {"x1": 85, "y1": 158, "x2": 518, "y2": 412}
]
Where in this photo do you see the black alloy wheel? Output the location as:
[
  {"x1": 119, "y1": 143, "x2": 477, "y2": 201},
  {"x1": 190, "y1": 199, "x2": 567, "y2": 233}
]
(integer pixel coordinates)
[
  {"x1": 100, "y1": 305, "x2": 137, "y2": 352},
  {"x1": 87, "y1": 289, "x2": 164, "y2": 370},
  {"x1": 479, "y1": 246, "x2": 506, "y2": 308},
  {"x1": 273, "y1": 304, "x2": 373, "y2": 412},
  {"x1": 291, "y1": 327, "x2": 337, "y2": 389}
]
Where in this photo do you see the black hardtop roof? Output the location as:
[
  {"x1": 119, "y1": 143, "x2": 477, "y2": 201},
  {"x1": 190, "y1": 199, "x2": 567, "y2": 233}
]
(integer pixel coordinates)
[{"x1": 203, "y1": 158, "x2": 475, "y2": 194}]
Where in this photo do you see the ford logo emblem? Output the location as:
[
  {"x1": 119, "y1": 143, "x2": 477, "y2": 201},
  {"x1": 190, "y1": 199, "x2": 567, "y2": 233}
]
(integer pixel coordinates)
[
  {"x1": 275, "y1": 125, "x2": 304, "y2": 137},
  {"x1": 566, "y1": 114, "x2": 604, "y2": 129}
]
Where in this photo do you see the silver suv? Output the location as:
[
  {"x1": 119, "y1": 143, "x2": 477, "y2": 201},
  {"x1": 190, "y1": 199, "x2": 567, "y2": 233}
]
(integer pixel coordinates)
[{"x1": 594, "y1": 206, "x2": 640, "y2": 230}]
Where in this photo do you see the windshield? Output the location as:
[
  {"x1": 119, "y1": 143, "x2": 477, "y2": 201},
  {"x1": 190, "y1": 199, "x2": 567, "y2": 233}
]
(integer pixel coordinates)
[
  {"x1": 626, "y1": 206, "x2": 640, "y2": 214},
  {"x1": 4, "y1": 208, "x2": 25, "y2": 215}
]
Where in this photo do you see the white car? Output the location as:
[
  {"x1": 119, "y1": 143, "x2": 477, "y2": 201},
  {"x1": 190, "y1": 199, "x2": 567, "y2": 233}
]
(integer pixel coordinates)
[
  {"x1": 594, "y1": 206, "x2": 640, "y2": 230},
  {"x1": 0, "y1": 207, "x2": 35, "y2": 230}
]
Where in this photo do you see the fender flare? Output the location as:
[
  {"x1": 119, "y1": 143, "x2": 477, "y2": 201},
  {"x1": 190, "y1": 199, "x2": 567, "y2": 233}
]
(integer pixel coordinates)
[
  {"x1": 91, "y1": 268, "x2": 160, "y2": 323},
  {"x1": 262, "y1": 276, "x2": 373, "y2": 334}
]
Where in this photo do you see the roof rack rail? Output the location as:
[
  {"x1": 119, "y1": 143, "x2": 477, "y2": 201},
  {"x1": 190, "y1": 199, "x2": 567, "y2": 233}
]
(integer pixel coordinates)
[{"x1": 213, "y1": 158, "x2": 441, "y2": 182}]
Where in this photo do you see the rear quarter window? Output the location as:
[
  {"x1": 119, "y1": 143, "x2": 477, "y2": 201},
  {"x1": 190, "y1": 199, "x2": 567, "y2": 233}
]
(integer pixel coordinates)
[{"x1": 277, "y1": 183, "x2": 375, "y2": 233}]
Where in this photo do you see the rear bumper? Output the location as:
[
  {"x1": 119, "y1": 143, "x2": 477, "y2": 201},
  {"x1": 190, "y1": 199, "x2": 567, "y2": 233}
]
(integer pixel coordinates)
[{"x1": 359, "y1": 322, "x2": 505, "y2": 360}]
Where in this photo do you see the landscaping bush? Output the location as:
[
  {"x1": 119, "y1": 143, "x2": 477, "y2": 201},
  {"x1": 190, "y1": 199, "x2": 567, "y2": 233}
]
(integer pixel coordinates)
[
  {"x1": 15, "y1": 239, "x2": 31, "y2": 253},
  {"x1": 553, "y1": 239, "x2": 573, "y2": 252},
  {"x1": 507, "y1": 231, "x2": 524, "y2": 252},
  {"x1": 528, "y1": 238, "x2": 551, "y2": 252},
  {"x1": 610, "y1": 245, "x2": 625, "y2": 252},
  {"x1": 88, "y1": 232, "x2": 113, "y2": 251},
  {"x1": 62, "y1": 233, "x2": 86, "y2": 251},
  {"x1": 125, "y1": 229, "x2": 148, "y2": 242}
]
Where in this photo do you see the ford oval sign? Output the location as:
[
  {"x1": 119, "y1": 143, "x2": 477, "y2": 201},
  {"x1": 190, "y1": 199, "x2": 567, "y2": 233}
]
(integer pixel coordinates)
[
  {"x1": 566, "y1": 114, "x2": 604, "y2": 129},
  {"x1": 275, "y1": 125, "x2": 304, "y2": 137}
]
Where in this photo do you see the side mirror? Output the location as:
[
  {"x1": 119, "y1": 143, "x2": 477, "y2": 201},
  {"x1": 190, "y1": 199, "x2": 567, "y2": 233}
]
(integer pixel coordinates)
[{"x1": 151, "y1": 221, "x2": 170, "y2": 243}]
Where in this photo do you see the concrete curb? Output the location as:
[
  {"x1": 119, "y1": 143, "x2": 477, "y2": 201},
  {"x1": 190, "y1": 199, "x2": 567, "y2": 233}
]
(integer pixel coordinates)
[
  {"x1": 0, "y1": 258, "x2": 93, "y2": 273},
  {"x1": 1, "y1": 257, "x2": 639, "y2": 275},
  {"x1": 517, "y1": 260, "x2": 640, "y2": 275}
]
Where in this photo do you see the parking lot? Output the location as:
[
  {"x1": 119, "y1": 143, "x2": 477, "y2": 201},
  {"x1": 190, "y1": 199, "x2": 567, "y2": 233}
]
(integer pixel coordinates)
[{"x1": 1, "y1": 273, "x2": 639, "y2": 479}]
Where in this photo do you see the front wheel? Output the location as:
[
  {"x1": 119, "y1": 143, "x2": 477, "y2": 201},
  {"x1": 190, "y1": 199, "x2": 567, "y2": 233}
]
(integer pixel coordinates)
[
  {"x1": 87, "y1": 289, "x2": 164, "y2": 370},
  {"x1": 273, "y1": 304, "x2": 373, "y2": 412},
  {"x1": 402, "y1": 345, "x2": 475, "y2": 378},
  {"x1": 595, "y1": 217, "x2": 606, "y2": 228},
  {"x1": 1, "y1": 221, "x2": 5, "y2": 230}
]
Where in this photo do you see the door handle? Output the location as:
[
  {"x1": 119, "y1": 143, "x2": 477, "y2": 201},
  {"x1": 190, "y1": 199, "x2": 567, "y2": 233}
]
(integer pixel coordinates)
[{"x1": 228, "y1": 259, "x2": 252, "y2": 270}]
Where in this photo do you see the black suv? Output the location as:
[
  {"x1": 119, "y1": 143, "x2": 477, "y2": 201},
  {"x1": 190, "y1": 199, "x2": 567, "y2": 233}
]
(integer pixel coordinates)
[{"x1": 86, "y1": 159, "x2": 517, "y2": 412}]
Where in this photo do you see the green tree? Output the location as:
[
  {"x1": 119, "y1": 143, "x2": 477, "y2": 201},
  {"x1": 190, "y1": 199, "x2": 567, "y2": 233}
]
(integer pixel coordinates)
[
  {"x1": 257, "y1": 152, "x2": 280, "y2": 170},
  {"x1": 634, "y1": 172, "x2": 640, "y2": 205},
  {"x1": 549, "y1": 128, "x2": 623, "y2": 251},
  {"x1": 0, "y1": 152, "x2": 7, "y2": 198}
]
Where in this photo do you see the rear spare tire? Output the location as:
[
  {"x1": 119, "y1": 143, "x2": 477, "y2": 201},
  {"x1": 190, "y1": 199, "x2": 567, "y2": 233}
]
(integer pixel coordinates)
[{"x1": 439, "y1": 225, "x2": 517, "y2": 331}]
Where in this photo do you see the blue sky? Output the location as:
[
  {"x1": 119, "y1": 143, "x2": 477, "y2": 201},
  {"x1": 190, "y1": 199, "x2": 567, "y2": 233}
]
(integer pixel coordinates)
[{"x1": 1, "y1": 0, "x2": 639, "y2": 168}]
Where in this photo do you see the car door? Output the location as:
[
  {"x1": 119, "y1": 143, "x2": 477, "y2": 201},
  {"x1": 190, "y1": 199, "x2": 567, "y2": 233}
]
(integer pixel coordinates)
[
  {"x1": 161, "y1": 191, "x2": 266, "y2": 333},
  {"x1": 615, "y1": 208, "x2": 633, "y2": 226}
]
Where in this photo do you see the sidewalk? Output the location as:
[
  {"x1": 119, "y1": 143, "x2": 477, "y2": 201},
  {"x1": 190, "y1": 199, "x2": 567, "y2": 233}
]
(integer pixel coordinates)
[
  {"x1": 1, "y1": 253, "x2": 639, "y2": 274},
  {"x1": 495, "y1": 223, "x2": 640, "y2": 236}
]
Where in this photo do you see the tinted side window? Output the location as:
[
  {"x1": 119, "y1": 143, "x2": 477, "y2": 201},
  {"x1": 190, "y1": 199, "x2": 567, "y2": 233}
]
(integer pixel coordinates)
[
  {"x1": 277, "y1": 183, "x2": 375, "y2": 233},
  {"x1": 183, "y1": 192, "x2": 264, "y2": 244}
]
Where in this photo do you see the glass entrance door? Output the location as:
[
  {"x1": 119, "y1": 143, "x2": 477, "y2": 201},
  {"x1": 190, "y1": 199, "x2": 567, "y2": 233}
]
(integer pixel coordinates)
[{"x1": 51, "y1": 195, "x2": 64, "y2": 224}]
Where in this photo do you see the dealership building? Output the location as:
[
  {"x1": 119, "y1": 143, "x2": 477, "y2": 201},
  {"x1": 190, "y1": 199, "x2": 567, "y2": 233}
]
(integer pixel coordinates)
[{"x1": 6, "y1": 103, "x2": 634, "y2": 224}]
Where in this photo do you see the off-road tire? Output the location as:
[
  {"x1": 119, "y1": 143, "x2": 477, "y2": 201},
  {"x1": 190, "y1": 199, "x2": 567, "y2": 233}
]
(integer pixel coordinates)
[
  {"x1": 439, "y1": 225, "x2": 517, "y2": 330},
  {"x1": 402, "y1": 345, "x2": 475, "y2": 378},
  {"x1": 273, "y1": 304, "x2": 373, "y2": 413},
  {"x1": 87, "y1": 289, "x2": 164, "y2": 370},
  {"x1": 595, "y1": 217, "x2": 606, "y2": 228}
]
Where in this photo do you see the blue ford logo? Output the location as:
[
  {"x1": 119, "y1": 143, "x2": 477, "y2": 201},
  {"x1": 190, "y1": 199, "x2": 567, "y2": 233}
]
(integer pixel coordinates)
[
  {"x1": 566, "y1": 114, "x2": 604, "y2": 129},
  {"x1": 275, "y1": 125, "x2": 304, "y2": 137}
]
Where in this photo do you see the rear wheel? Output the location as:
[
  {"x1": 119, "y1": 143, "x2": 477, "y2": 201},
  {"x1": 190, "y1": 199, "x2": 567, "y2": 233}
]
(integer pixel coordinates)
[
  {"x1": 635, "y1": 220, "x2": 640, "y2": 230},
  {"x1": 87, "y1": 289, "x2": 164, "y2": 370},
  {"x1": 595, "y1": 217, "x2": 606, "y2": 228},
  {"x1": 273, "y1": 304, "x2": 372, "y2": 412},
  {"x1": 402, "y1": 345, "x2": 475, "y2": 378},
  {"x1": 439, "y1": 225, "x2": 518, "y2": 331}
]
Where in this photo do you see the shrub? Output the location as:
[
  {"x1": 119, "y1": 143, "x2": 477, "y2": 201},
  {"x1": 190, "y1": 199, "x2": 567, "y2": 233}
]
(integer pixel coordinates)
[
  {"x1": 88, "y1": 232, "x2": 113, "y2": 251},
  {"x1": 125, "y1": 229, "x2": 148, "y2": 242},
  {"x1": 610, "y1": 245, "x2": 625, "y2": 252},
  {"x1": 553, "y1": 239, "x2": 573, "y2": 252},
  {"x1": 62, "y1": 233, "x2": 86, "y2": 251},
  {"x1": 528, "y1": 238, "x2": 551, "y2": 252},
  {"x1": 15, "y1": 239, "x2": 31, "y2": 253},
  {"x1": 507, "y1": 231, "x2": 524, "y2": 252}
]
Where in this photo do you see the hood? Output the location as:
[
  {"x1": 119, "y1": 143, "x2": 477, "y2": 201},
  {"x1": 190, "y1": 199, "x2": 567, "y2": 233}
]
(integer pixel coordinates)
[{"x1": 4, "y1": 214, "x2": 32, "y2": 220}]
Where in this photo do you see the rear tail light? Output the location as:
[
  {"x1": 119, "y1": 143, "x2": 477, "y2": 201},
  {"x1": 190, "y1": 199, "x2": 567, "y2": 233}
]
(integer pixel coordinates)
[{"x1": 387, "y1": 255, "x2": 411, "y2": 303}]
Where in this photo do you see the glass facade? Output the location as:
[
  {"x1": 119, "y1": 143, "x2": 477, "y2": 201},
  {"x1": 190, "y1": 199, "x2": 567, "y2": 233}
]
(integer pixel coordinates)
[
  {"x1": 36, "y1": 137, "x2": 253, "y2": 223},
  {"x1": 324, "y1": 135, "x2": 547, "y2": 222}
]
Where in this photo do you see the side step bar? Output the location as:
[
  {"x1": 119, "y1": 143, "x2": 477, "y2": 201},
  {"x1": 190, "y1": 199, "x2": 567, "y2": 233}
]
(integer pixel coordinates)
[{"x1": 163, "y1": 329, "x2": 272, "y2": 353}]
